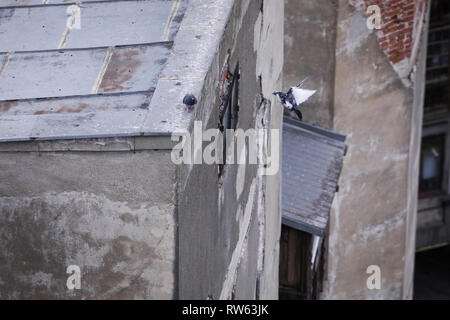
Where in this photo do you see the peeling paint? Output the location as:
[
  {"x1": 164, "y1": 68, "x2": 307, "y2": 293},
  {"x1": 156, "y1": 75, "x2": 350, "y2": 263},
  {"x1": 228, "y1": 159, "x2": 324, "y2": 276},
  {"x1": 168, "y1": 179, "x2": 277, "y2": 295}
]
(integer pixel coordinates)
[
  {"x1": 0, "y1": 191, "x2": 176, "y2": 299},
  {"x1": 220, "y1": 178, "x2": 257, "y2": 299}
]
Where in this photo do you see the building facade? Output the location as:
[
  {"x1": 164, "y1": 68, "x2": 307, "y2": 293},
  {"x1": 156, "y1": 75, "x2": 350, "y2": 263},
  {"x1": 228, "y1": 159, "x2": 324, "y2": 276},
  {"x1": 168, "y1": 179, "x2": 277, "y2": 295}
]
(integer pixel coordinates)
[
  {"x1": 284, "y1": 0, "x2": 430, "y2": 299},
  {"x1": 0, "y1": 0, "x2": 283, "y2": 299}
]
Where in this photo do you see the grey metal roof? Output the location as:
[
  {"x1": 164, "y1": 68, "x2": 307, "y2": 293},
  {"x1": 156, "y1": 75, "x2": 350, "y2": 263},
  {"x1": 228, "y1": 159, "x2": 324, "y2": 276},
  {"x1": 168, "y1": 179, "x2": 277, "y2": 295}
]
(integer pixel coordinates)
[
  {"x1": 0, "y1": 43, "x2": 171, "y2": 101},
  {"x1": 0, "y1": 1, "x2": 178, "y2": 51},
  {"x1": 0, "y1": 0, "x2": 233, "y2": 142},
  {"x1": 282, "y1": 117, "x2": 346, "y2": 236}
]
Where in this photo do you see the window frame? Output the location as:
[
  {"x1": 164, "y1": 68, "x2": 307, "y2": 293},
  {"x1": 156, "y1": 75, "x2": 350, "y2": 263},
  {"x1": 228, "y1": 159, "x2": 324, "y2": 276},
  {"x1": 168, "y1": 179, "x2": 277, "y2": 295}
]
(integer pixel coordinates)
[
  {"x1": 218, "y1": 64, "x2": 240, "y2": 176},
  {"x1": 419, "y1": 122, "x2": 449, "y2": 198}
]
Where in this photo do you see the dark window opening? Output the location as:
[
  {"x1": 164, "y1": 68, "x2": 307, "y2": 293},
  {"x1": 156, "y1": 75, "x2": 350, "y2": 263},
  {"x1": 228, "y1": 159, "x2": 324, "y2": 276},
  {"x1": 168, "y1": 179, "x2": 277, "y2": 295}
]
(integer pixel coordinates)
[
  {"x1": 218, "y1": 64, "x2": 239, "y2": 176},
  {"x1": 425, "y1": 0, "x2": 450, "y2": 111},
  {"x1": 278, "y1": 225, "x2": 324, "y2": 300},
  {"x1": 430, "y1": 0, "x2": 450, "y2": 28},
  {"x1": 424, "y1": 84, "x2": 447, "y2": 108},
  {"x1": 414, "y1": 245, "x2": 450, "y2": 299},
  {"x1": 419, "y1": 134, "x2": 445, "y2": 196}
]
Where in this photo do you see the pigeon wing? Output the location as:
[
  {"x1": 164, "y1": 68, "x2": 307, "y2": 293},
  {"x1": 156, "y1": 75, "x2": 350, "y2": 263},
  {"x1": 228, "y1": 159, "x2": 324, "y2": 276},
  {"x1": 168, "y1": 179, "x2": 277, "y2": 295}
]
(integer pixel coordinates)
[{"x1": 290, "y1": 87, "x2": 316, "y2": 105}]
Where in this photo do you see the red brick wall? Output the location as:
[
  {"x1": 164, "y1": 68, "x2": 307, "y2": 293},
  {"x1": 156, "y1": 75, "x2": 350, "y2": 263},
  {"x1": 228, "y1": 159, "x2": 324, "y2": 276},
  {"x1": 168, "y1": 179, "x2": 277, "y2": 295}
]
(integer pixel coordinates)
[{"x1": 350, "y1": 0, "x2": 426, "y2": 65}]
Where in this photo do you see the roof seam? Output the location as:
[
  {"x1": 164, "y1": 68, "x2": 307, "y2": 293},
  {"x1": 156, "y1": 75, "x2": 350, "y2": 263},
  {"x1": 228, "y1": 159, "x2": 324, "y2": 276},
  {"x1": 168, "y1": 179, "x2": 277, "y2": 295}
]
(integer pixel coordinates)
[
  {"x1": 0, "y1": 41, "x2": 173, "y2": 55},
  {"x1": 161, "y1": 0, "x2": 181, "y2": 41},
  {"x1": 0, "y1": 52, "x2": 14, "y2": 80},
  {"x1": 0, "y1": 0, "x2": 160, "y2": 10},
  {"x1": 0, "y1": 89, "x2": 154, "y2": 104},
  {"x1": 91, "y1": 46, "x2": 115, "y2": 94}
]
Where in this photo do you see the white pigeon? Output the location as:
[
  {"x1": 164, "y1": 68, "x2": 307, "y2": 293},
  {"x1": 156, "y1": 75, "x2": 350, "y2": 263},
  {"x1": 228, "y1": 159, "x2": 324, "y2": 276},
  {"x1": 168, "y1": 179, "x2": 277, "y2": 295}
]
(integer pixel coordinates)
[{"x1": 273, "y1": 77, "x2": 316, "y2": 120}]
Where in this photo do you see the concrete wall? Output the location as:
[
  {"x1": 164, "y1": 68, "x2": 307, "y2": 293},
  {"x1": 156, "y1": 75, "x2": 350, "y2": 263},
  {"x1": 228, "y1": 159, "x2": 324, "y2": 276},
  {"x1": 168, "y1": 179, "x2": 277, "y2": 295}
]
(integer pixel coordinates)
[
  {"x1": 0, "y1": 0, "x2": 283, "y2": 300},
  {"x1": 283, "y1": 0, "x2": 337, "y2": 129},
  {"x1": 327, "y1": 1, "x2": 426, "y2": 299},
  {"x1": 177, "y1": 0, "x2": 283, "y2": 299},
  {"x1": 284, "y1": 0, "x2": 428, "y2": 299},
  {"x1": 0, "y1": 141, "x2": 177, "y2": 299}
]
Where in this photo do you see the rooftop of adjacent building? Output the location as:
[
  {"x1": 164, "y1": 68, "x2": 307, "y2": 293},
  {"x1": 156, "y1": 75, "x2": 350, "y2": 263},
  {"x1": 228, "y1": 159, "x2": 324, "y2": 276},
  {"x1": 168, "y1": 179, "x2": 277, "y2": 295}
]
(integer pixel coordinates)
[
  {"x1": 282, "y1": 117, "x2": 346, "y2": 237},
  {"x1": 0, "y1": 0, "x2": 234, "y2": 142}
]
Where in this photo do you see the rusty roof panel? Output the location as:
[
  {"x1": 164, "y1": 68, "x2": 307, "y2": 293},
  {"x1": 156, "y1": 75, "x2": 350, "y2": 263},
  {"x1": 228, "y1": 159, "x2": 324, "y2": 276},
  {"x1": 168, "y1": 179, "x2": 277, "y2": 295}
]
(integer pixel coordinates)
[
  {"x1": 0, "y1": 92, "x2": 153, "y2": 116},
  {"x1": 0, "y1": 49, "x2": 107, "y2": 100},
  {"x1": 65, "y1": 1, "x2": 180, "y2": 48},
  {"x1": 0, "y1": 0, "x2": 182, "y2": 52},
  {"x1": 282, "y1": 117, "x2": 346, "y2": 236},
  {"x1": 0, "y1": 6, "x2": 67, "y2": 52},
  {"x1": 0, "y1": 43, "x2": 171, "y2": 101},
  {"x1": 0, "y1": 98, "x2": 186, "y2": 142},
  {"x1": 2, "y1": 1, "x2": 130, "y2": 7},
  {"x1": 0, "y1": 0, "x2": 238, "y2": 142},
  {"x1": 2, "y1": 1, "x2": 44, "y2": 7},
  {"x1": 97, "y1": 45, "x2": 171, "y2": 93},
  {"x1": 0, "y1": 115, "x2": 38, "y2": 141}
]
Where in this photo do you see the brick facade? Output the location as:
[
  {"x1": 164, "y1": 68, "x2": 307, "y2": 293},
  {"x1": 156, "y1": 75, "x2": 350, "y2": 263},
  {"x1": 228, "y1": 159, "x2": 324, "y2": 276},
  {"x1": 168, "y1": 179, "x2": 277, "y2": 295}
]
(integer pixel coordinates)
[{"x1": 350, "y1": 0, "x2": 426, "y2": 78}]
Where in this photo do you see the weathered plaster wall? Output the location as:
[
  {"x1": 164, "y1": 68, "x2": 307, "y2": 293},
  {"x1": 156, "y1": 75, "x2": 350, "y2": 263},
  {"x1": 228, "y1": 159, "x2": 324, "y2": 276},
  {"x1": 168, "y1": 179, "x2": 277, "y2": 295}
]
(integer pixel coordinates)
[
  {"x1": 255, "y1": 0, "x2": 284, "y2": 300},
  {"x1": 283, "y1": 0, "x2": 337, "y2": 129},
  {"x1": 0, "y1": 149, "x2": 177, "y2": 299},
  {"x1": 177, "y1": 0, "x2": 283, "y2": 299},
  {"x1": 324, "y1": 0, "x2": 426, "y2": 299},
  {"x1": 0, "y1": 0, "x2": 283, "y2": 301},
  {"x1": 284, "y1": 0, "x2": 427, "y2": 299},
  {"x1": 350, "y1": 0, "x2": 426, "y2": 83}
]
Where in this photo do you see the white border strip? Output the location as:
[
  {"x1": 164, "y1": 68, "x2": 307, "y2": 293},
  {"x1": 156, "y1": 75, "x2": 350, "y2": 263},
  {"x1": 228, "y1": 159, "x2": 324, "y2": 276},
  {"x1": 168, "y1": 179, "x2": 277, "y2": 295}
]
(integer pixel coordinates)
[
  {"x1": 219, "y1": 178, "x2": 257, "y2": 300},
  {"x1": 91, "y1": 46, "x2": 115, "y2": 94},
  {"x1": 0, "y1": 52, "x2": 14, "y2": 80},
  {"x1": 161, "y1": 0, "x2": 181, "y2": 41}
]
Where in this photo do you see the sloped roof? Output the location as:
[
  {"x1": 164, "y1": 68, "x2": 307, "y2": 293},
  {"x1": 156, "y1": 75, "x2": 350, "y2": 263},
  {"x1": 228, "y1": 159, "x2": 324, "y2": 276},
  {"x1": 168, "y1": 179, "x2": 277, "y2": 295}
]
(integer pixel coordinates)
[
  {"x1": 282, "y1": 117, "x2": 346, "y2": 236},
  {"x1": 0, "y1": 0, "x2": 234, "y2": 142}
]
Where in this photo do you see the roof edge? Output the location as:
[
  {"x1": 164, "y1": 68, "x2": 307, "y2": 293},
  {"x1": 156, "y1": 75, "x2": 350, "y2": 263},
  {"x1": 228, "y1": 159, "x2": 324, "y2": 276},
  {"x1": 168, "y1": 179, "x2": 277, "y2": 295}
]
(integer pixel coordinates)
[
  {"x1": 0, "y1": 135, "x2": 179, "y2": 152},
  {"x1": 283, "y1": 116, "x2": 347, "y2": 143}
]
